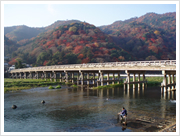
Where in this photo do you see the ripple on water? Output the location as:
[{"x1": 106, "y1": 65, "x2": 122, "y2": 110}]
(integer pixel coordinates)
[{"x1": 4, "y1": 86, "x2": 176, "y2": 132}]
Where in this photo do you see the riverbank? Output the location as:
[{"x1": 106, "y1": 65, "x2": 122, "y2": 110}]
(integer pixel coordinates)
[
  {"x1": 92, "y1": 77, "x2": 163, "y2": 89},
  {"x1": 159, "y1": 123, "x2": 176, "y2": 132},
  {"x1": 4, "y1": 78, "x2": 64, "y2": 92},
  {"x1": 115, "y1": 109, "x2": 176, "y2": 132}
]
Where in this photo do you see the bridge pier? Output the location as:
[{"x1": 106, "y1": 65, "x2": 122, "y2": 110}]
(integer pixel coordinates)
[
  {"x1": 117, "y1": 72, "x2": 120, "y2": 84},
  {"x1": 44, "y1": 72, "x2": 47, "y2": 81},
  {"x1": 80, "y1": 71, "x2": 84, "y2": 85},
  {"x1": 112, "y1": 73, "x2": 115, "y2": 85},
  {"x1": 99, "y1": 71, "x2": 104, "y2": 86},
  {"x1": 125, "y1": 70, "x2": 147, "y2": 90},
  {"x1": 35, "y1": 72, "x2": 39, "y2": 79},
  {"x1": 59, "y1": 72, "x2": 62, "y2": 82},
  {"x1": 54, "y1": 72, "x2": 57, "y2": 82},
  {"x1": 92, "y1": 73, "x2": 95, "y2": 85},
  {"x1": 29, "y1": 72, "x2": 32, "y2": 79},
  {"x1": 24, "y1": 72, "x2": 27, "y2": 79},
  {"x1": 133, "y1": 73, "x2": 135, "y2": 89},
  {"x1": 87, "y1": 73, "x2": 89, "y2": 85},
  {"x1": 65, "y1": 71, "x2": 68, "y2": 83},
  {"x1": 107, "y1": 73, "x2": 109, "y2": 85},
  {"x1": 77, "y1": 72, "x2": 79, "y2": 85},
  {"x1": 138, "y1": 73, "x2": 140, "y2": 88},
  {"x1": 161, "y1": 70, "x2": 176, "y2": 93},
  {"x1": 19, "y1": 72, "x2": 22, "y2": 79},
  {"x1": 172, "y1": 74, "x2": 175, "y2": 90}
]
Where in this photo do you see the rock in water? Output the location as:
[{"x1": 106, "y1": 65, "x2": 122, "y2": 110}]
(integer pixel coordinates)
[
  {"x1": 41, "y1": 100, "x2": 45, "y2": 104},
  {"x1": 12, "y1": 105, "x2": 17, "y2": 109}
]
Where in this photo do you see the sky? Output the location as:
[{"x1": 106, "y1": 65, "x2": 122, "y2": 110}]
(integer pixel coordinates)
[{"x1": 3, "y1": 1, "x2": 177, "y2": 28}]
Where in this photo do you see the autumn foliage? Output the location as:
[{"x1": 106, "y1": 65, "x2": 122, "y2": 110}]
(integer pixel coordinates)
[{"x1": 5, "y1": 12, "x2": 176, "y2": 66}]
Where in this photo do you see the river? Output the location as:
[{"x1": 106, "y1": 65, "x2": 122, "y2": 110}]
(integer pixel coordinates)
[{"x1": 4, "y1": 85, "x2": 176, "y2": 132}]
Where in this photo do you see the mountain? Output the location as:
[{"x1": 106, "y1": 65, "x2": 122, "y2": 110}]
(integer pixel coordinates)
[
  {"x1": 4, "y1": 25, "x2": 44, "y2": 42},
  {"x1": 5, "y1": 12, "x2": 176, "y2": 66},
  {"x1": 10, "y1": 22, "x2": 132, "y2": 66},
  {"x1": 100, "y1": 12, "x2": 176, "y2": 60},
  {"x1": 4, "y1": 36, "x2": 21, "y2": 57},
  {"x1": 4, "y1": 20, "x2": 81, "y2": 43}
]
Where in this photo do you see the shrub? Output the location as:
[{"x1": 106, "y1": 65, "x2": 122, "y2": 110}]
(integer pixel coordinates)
[
  {"x1": 48, "y1": 86, "x2": 55, "y2": 89},
  {"x1": 55, "y1": 85, "x2": 61, "y2": 89}
]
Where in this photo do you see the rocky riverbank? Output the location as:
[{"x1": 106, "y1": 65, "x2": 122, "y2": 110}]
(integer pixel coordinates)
[
  {"x1": 159, "y1": 123, "x2": 176, "y2": 132},
  {"x1": 116, "y1": 109, "x2": 176, "y2": 132}
]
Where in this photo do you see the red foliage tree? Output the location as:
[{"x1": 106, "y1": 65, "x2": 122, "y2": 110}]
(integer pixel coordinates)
[
  {"x1": 81, "y1": 57, "x2": 90, "y2": 63},
  {"x1": 8, "y1": 58, "x2": 17, "y2": 65},
  {"x1": 78, "y1": 54, "x2": 84, "y2": 59},
  {"x1": 43, "y1": 60, "x2": 48, "y2": 66},
  {"x1": 73, "y1": 45, "x2": 83, "y2": 54}
]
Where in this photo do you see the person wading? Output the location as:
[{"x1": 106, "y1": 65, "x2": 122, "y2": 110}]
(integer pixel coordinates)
[{"x1": 118, "y1": 107, "x2": 127, "y2": 125}]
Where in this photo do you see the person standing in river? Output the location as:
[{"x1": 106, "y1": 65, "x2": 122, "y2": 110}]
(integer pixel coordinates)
[{"x1": 118, "y1": 107, "x2": 127, "y2": 124}]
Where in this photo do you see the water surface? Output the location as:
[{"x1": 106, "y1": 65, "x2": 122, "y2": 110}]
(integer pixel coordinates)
[{"x1": 4, "y1": 86, "x2": 176, "y2": 132}]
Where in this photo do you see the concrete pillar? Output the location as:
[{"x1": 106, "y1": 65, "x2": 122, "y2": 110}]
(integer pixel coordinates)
[
  {"x1": 15, "y1": 73, "x2": 17, "y2": 79},
  {"x1": 133, "y1": 73, "x2": 135, "y2": 89},
  {"x1": 142, "y1": 73, "x2": 145, "y2": 89},
  {"x1": 59, "y1": 72, "x2": 62, "y2": 82},
  {"x1": 36, "y1": 72, "x2": 39, "y2": 79},
  {"x1": 77, "y1": 72, "x2": 79, "y2": 85},
  {"x1": 87, "y1": 73, "x2": 89, "y2": 85},
  {"x1": 93, "y1": 73, "x2": 95, "y2": 85},
  {"x1": 54, "y1": 72, "x2": 57, "y2": 82},
  {"x1": 50, "y1": 72, "x2": 52, "y2": 82},
  {"x1": 65, "y1": 71, "x2": 68, "y2": 83},
  {"x1": 168, "y1": 74, "x2": 171, "y2": 91},
  {"x1": 97, "y1": 73, "x2": 100, "y2": 87},
  {"x1": 118, "y1": 72, "x2": 120, "y2": 84},
  {"x1": 100, "y1": 71, "x2": 104, "y2": 86},
  {"x1": 138, "y1": 73, "x2": 140, "y2": 88},
  {"x1": 127, "y1": 72, "x2": 130, "y2": 90},
  {"x1": 19, "y1": 72, "x2": 22, "y2": 79},
  {"x1": 40, "y1": 73, "x2": 43, "y2": 80},
  {"x1": 81, "y1": 72, "x2": 84, "y2": 85},
  {"x1": 163, "y1": 72, "x2": 167, "y2": 92},
  {"x1": 44, "y1": 72, "x2": 47, "y2": 81},
  {"x1": 172, "y1": 74, "x2": 174, "y2": 90},
  {"x1": 107, "y1": 73, "x2": 109, "y2": 85},
  {"x1": 112, "y1": 73, "x2": 115, "y2": 85},
  {"x1": 30, "y1": 72, "x2": 33, "y2": 79},
  {"x1": 24, "y1": 72, "x2": 27, "y2": 79},
  {"x1": 71, "y1": 72, "x2": 74, "y2": 84}
]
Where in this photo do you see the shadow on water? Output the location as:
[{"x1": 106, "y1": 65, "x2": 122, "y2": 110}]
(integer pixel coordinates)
[{"x1": 4, "y1": 85, "x2": 176, "y2": 132}]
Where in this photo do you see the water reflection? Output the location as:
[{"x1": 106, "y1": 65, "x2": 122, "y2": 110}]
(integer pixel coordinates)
[{"x1": 4, "y1": 85, "x2": 176, "y2": 132}]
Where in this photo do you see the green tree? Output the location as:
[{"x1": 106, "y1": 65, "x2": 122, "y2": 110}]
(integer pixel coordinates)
[
  {"x1": 15, "y1": 60, "x2": 25, "y2": 69},
  {"x1": 65, "y1": 53, "x2": 77, "y2": 64},
  {"x1": 36, "y1": 52, "x2": 49, "y2": 65}
]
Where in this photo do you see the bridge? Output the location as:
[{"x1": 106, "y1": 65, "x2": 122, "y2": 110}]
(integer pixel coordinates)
[{"x1": 10, "y1": 60, "x2": 176, "y2": 93}]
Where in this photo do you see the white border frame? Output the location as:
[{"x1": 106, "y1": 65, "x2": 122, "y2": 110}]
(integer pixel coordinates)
[{"x1": 1, "y1": 1, "x2": 179, "y2": 136}]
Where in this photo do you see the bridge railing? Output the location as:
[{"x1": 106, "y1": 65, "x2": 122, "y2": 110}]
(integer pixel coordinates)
[{"x1": 10, "y1": 60, "x2": 176, "y2": 73}]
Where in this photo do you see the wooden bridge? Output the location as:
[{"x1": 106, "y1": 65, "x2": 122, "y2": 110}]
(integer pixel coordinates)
[{"x1": 10, "y1": 60, "x2": 176, "y2": 93}]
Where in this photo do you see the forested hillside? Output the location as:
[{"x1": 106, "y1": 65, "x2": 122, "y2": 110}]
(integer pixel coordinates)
[
  {"x1": 4, "y1": 20, "x2": 81, "y2": 44},
  {"x1": 100, "y1": 12, "x2": 176, "y2": 60},
  {"x1": 4, "y1": 36, "x2": 21, "y2": 57},
  {"x1": 5, "y1": 12, "x2": 176, "y2": 66},
  {"x1": 9, "y1": 22, "x2": 132, "y2": 66}
]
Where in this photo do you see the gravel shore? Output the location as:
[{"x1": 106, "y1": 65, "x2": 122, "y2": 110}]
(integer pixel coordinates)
[{"x1": 159, "y1": 123, "x2": 176, "y2": 132}]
